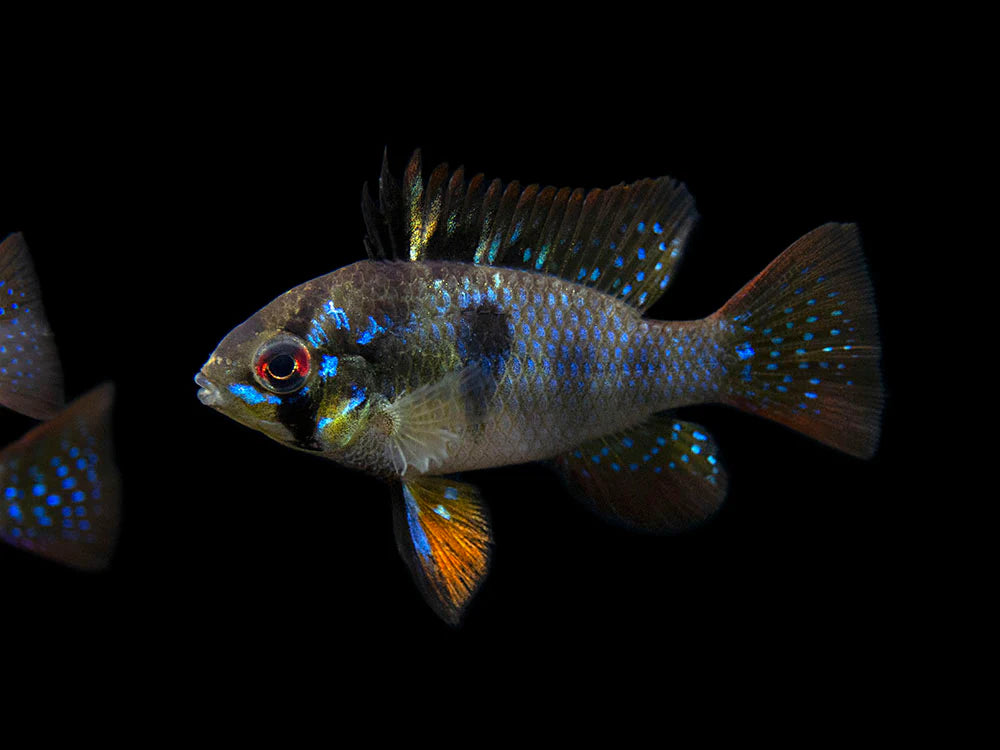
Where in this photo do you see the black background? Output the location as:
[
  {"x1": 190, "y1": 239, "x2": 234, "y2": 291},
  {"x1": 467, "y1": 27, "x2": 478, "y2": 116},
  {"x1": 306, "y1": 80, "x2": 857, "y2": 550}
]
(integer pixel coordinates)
[{"x1": 1, "y1": 55, "x2": 919, "y2": 685}]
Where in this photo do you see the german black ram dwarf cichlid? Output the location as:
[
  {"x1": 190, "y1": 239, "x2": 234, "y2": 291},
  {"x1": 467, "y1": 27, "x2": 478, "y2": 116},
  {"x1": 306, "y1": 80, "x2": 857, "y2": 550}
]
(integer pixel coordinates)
[{"x1": 195, "y1": 151, "x2": 883, "y2": 624}]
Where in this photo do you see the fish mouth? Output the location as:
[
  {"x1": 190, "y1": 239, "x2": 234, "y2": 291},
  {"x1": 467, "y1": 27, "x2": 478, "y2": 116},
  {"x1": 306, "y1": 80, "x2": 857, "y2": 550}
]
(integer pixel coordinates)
[{"x1": 195, "y1": 371, "x2": 222, "y2": 407}]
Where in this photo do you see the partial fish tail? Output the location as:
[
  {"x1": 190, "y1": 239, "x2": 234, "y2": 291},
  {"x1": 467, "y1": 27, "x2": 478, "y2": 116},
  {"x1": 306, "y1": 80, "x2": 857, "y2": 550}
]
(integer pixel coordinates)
[{"x1": 708, "y1": 223, "x2": 883, "y2": 458}]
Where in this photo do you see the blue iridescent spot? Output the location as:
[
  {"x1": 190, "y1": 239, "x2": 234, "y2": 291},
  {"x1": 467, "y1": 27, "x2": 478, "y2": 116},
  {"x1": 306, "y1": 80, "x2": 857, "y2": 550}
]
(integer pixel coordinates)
[
  {"x1": 622, "y1": 437, "x2": 633, "y2": 448},
  {"x1": 653, "y1": 222, "x2": 663, "y2": 233},
  {"x1": 636, "y1": 271, "x2": 644, "y2": 281},
  {"x1": 614, "y1": 256, "x2": 624, "y2": 268},
  {"x1": 4, "y1": 487, "x2": 15, "y2": 498},
  {"x1": 736, "y1": 341, "x2": 755, "y2": 359},
  {"x1": 356, "y1": 316, "x2": 385, "y2": 345},
  {"x1": 319, "y1": 355, "x2": 339, "y2": 379}
]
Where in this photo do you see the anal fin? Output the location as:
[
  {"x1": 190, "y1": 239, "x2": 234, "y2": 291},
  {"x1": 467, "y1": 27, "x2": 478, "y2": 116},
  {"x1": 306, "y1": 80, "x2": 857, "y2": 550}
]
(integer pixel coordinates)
[
  {"x1": 391, "y1": 477, "x2": 492, "y2": 625},
  {"x1": 552, "y1": 415, "x2": 727, "y2": 533}
]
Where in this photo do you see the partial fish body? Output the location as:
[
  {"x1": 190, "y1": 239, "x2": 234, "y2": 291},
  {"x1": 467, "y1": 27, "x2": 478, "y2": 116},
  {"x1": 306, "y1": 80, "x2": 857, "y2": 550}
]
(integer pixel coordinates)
[
  {"x1": 196, "y1": 152, "x2": 883, "y2": 623},
  {"x1": 0, "y1": 384, "x2": 121, "y2": 570},
  {"x1": 0, "y1": 233, "x2": 119, "y2": 570},
  {"x1": 0, "y1": 233, "x2": 64, "y2": 419}
]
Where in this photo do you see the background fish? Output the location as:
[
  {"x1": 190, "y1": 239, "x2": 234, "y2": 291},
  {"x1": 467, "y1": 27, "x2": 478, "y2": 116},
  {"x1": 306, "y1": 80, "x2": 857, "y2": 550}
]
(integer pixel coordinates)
[
  {"x1": 0, "y1": 232, "x2": 64, "y2": 420},
  {"x1": 0, "y1": 383, "x2": 120, "y2": 570},
  {"x1": 196, "y1": 151, "x2": 883, "y2": 624}
]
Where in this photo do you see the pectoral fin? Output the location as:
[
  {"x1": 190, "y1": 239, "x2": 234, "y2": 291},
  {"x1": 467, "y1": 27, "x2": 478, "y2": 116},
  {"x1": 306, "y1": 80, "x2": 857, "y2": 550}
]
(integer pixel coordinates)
[
  {"x1": 552, "y1": 416, "x2": 727, "y2": 533},
  {"x1": 381, "y1": 366, "x2": 484, "y2": 476},
  {"x1": 391, "y1": 477, "x2": 492, "y2": 625}
]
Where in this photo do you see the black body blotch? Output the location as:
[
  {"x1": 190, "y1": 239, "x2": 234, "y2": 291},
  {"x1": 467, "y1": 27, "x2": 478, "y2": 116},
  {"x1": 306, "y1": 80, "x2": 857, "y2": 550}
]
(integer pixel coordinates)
[{"x1": 457, "y1": 302, "x2": 511, "y2": 421}]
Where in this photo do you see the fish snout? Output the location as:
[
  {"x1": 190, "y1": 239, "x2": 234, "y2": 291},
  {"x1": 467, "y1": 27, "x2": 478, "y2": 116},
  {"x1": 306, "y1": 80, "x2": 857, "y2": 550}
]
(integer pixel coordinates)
[{"x1": 195, "y1": 371, "x2": 222, "y2": 407}]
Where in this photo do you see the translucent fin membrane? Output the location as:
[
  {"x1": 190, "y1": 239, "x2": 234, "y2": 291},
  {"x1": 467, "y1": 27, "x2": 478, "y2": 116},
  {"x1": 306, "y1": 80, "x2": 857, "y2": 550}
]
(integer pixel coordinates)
[
  {"x1": 553, "y1": 416, "x2": 727, "y2": 532},
  {"x1": 362, "y1": 150, "x2": 698, "y2": 312},
  {"x1": 391, "y1": 477, "x2": 492, "y2": 625},
  {"x1": 713, "y1": 224, "x2": 883, "y2": 458},
  {"x1": 0, "y1": 383, "x2": 120, "y2": 570},
  {"x1": 0, "y1": 233, "x2": 65, "y2": 419}
]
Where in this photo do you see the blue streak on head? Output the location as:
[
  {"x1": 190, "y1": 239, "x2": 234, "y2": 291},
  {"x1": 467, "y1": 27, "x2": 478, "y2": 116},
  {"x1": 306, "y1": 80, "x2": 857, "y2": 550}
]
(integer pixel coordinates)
[
  {"x1": 326, "y1": 303, "x2": 350, "y2": 330},
  {"x1": 356, "y1": 316, "x2": 386, "y2": 345},
  {"x1": 229, "y1": 383, "x2": 281, "y2": 406},
  {"x1": 340, "y1": 385, "x2": 367, "y2": 416},
  {"x1": 319, "y1": 354, "x2": 339, "y2": 379}
]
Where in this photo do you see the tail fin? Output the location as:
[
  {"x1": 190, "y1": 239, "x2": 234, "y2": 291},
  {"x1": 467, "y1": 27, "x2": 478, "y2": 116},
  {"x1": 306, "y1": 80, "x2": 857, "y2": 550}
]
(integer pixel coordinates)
[{"x1": 711, "y1": 223, "x2": 883, "y2": 458}]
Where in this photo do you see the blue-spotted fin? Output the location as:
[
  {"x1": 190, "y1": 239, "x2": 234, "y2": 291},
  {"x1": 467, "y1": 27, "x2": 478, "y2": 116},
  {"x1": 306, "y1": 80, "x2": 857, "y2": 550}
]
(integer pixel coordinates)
[
  {"x1": 1, "y1": 383, "x2": 120, "y2": 570},
  {"x1": 195, "y1": 151, "x2": 883, "y2": 624},
  {"x1": 0, "y1": 233, "x2": 64, "y2": 419}
]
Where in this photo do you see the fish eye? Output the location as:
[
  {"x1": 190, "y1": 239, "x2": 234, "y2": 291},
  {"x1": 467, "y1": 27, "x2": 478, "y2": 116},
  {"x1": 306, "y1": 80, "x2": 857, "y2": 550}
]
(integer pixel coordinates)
[{"x1": 253, "y1": 334, "x2": 311, "y2": 394}]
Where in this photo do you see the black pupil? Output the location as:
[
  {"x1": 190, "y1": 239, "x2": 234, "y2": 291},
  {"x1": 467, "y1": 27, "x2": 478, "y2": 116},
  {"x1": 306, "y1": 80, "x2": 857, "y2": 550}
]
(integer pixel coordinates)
[{"x1": 267, "y1": 352, "x2": 297, "y2": 380}]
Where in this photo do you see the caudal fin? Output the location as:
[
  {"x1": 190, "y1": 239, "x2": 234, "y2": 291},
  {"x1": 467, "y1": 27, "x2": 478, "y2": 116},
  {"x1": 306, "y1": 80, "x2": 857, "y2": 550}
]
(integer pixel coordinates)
[{"x1": 711, "y1": 223, "x2": 883, "y2": 459}]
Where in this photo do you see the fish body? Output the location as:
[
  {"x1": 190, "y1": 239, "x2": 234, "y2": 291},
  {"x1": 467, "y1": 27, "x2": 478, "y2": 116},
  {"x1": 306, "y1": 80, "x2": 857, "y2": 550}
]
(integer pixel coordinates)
[{"x1": 196, "y1": 151, "x2": 882, "y2": 623}]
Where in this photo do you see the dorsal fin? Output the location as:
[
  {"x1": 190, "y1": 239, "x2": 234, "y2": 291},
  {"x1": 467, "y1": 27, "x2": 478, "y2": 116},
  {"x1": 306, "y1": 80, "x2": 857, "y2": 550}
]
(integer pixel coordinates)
[{"x1": 361, "y1": 150, "x2": 699, "y2": 312}]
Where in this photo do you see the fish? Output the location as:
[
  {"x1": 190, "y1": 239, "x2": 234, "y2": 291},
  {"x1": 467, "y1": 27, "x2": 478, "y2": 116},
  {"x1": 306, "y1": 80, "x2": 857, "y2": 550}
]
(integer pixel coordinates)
[
  {"x1": 0, "y1": 232, "x2": 64, "y2": 419},
  {"x1": 0, "y1": 383, "x2": 121, "y2": 570},
  {"x1": 195, "y1": 150, "x2": 883, "y2": 624}
]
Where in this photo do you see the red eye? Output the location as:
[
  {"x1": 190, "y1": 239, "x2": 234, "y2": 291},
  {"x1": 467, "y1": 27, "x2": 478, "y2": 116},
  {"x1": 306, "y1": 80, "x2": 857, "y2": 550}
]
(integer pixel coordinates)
[{"x1": 253, "y1": 335, "x2": 311, "y2": 394}]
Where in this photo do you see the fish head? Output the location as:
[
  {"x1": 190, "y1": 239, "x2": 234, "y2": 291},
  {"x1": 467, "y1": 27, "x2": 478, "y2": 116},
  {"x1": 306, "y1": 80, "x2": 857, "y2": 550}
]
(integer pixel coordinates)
[{"x1": 195, "y1": 268, "x2": 380, "y2": 455}]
